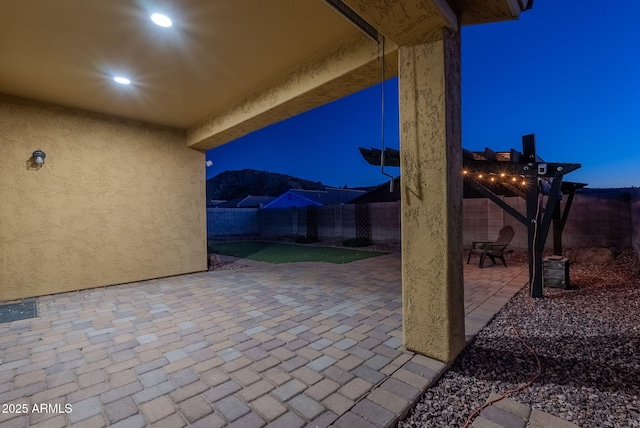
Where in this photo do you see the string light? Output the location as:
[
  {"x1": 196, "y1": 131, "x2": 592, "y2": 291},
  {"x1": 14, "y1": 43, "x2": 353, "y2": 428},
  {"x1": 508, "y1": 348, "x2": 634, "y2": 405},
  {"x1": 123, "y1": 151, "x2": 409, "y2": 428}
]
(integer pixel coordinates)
[{"x1": 462, "y1": 168, "x2": 529, "y2": 187}]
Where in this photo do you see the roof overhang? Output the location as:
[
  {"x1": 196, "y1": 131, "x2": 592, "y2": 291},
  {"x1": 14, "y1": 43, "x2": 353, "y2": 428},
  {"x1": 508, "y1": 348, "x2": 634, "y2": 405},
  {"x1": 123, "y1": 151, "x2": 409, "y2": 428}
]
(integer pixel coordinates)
[{"x1": 0, "y1": 0, "x2": 532, "y2": 151}]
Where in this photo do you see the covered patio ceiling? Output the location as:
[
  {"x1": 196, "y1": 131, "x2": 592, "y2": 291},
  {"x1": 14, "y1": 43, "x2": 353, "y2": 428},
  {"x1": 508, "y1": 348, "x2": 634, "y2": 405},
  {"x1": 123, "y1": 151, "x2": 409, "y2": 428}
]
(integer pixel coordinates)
[{"x1": 0, "y1": 0, "x2": 531, "y2": 151}]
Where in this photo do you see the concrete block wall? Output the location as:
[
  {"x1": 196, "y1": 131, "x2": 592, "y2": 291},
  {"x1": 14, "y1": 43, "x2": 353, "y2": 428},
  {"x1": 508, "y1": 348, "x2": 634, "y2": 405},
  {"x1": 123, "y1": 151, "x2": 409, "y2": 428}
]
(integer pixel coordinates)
[
  {"x1": 562, "y1": 190, "x2": 632, "y2": 248},
  {"x1": 206, "y1": 208, "x2": 258, "y2": 237},
  {"x1": 206, "y1": 189, "x2": 635, "y2": 251},
  {"x1": 369, "y1": 202, "x2": 401, "y2": 242},
  {"x1": 501, "y1": 197, "x2": 528, "y2": 251},
  {"x1": 341, "y1": 204, "x2": 357, "y2": 240},
  {"x1": 629, "y1": 189, "x2": 639, "y2": 257},
  {"x1": 462, "y1": 199, "x2": 489, "y2": 246},
  {"x1": 318, "y1": 205, "x2": 341, "y2": 240},
  {"x1": 463, "y1": 198, "x2": 527, "y2": 251},
  {"x1": 464, "y1": 191, "x2": 634, "y2": 251},
  {"x1": 258, "y1": 207, "x2": 299, "y2": 237}
]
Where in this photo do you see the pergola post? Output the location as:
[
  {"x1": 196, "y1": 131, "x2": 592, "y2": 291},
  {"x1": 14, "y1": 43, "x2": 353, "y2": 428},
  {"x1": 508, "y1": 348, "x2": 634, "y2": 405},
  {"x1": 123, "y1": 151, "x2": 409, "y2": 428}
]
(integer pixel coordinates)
[
  {"x1": 553, "y1": 203, "x2": 563, "y2": 256},
  {"x1": 399, "y1": 27, "x2": 465, "y2": 363},
  {"x1": 525, "y1": 180, "x2": 543, "y2": 297},
  {"x1": 522, "y1": 135, "x2": 544, "y2": 298}
]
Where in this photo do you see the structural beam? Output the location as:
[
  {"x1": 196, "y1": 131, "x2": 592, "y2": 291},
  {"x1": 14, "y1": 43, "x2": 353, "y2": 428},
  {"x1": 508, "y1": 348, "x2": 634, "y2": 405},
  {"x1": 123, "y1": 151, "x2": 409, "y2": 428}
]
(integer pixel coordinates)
[
  {"x1": 339, "y1": 0, "x2": 533, "y2": 33},
  {"x1": 187, "y1": 33, "x2": 398, "y2": 151},
  {"x1": 342, "y1": 0, "x2": 457, "y2": 47},
  {"x1": 186, "y1": 0, "x2": 533, "y2": 152},
  {"x1": 453, "y1": 0, "x2": 533, "y2": 26}
]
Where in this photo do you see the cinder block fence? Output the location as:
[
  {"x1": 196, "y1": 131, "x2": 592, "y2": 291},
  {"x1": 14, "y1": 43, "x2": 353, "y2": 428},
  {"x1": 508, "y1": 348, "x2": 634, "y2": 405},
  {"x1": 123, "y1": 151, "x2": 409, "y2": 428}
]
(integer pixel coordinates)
[{"x1": 207, "y1": 188, "x2": 639, "y2": 251}]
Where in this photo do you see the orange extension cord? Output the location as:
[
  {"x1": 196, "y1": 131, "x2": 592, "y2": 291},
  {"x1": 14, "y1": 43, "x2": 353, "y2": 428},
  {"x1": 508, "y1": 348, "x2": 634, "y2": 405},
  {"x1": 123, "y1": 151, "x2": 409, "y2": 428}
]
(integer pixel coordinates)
[{"x1": 461, "y1": 322, "x2": 543, "y2": 428}]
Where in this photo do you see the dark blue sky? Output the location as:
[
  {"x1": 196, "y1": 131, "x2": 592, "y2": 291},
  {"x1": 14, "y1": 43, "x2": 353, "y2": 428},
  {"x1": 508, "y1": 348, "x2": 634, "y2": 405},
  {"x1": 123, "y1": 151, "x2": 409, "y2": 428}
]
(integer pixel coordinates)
[{"x1": 206, "y1": 0, "x2": 640, "y2": 189}]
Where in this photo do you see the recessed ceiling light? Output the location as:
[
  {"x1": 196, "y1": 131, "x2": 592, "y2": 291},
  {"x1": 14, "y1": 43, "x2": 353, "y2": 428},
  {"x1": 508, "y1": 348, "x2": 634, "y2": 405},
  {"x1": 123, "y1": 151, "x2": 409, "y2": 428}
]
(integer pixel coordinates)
[
  {"x1": 114, "y1": 76, "x2": 131, "y2": 85},
  {"x1": 151, "y1": 13, "x2": 172, "y2": 27}
]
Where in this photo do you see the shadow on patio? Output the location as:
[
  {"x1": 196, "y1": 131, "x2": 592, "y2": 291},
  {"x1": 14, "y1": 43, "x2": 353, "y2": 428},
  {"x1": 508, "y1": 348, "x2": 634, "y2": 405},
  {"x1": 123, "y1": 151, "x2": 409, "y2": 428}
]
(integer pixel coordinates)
[{"x1": 0, "y1": 254, "x2": 527, "y2": 427}]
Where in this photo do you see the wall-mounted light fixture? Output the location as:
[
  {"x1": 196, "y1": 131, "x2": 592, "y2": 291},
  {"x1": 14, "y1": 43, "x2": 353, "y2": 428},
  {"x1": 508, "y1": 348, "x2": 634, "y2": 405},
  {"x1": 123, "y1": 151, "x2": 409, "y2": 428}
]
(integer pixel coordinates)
[{"x1": 32, "y1": 150, "x2": 46, "y2": 165}]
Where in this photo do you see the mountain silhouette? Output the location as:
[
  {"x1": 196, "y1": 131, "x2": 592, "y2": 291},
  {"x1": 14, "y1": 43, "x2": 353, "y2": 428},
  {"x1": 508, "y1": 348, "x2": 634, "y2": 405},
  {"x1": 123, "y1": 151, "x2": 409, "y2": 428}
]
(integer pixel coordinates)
[{"x1": 206, "y1": 169, "x2": 326, "y2": 201}]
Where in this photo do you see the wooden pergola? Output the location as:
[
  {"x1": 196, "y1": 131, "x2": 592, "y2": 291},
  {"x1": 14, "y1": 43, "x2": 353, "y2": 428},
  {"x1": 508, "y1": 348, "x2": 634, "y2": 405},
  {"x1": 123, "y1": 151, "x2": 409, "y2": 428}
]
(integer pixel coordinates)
[{"x1": 359, "y1": 134, "x2": 586, "y2": 298}]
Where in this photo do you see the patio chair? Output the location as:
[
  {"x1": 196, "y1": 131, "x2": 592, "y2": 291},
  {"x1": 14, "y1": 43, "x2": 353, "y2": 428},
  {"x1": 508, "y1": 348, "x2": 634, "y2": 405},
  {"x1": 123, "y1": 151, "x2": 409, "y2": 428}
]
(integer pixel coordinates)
[{"x1": 467, "y1": 225, "x2": 515, "y2": 268}]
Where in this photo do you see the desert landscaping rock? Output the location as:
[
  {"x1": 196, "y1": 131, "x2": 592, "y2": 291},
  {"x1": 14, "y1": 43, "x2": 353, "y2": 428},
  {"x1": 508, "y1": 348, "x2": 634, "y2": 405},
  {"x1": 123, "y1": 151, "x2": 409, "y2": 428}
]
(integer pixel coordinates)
[
  {"x1": 399, "y1": 249, "x2": 640, "y2": 428},
  {"x1": 564, "y1": 247, "x2": 615, "y2": 264}
]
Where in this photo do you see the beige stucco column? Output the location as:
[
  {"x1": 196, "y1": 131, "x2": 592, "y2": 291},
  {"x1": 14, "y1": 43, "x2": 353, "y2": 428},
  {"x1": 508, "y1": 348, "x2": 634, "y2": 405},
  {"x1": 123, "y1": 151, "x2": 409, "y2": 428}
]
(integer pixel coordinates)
[{"x1": 399, "y1": 27, "x2": 465, "y2": 363}]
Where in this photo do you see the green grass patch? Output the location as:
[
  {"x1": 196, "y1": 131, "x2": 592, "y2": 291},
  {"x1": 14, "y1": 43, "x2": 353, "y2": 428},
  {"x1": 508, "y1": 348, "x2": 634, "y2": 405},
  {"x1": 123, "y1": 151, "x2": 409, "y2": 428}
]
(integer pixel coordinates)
[{"x1": 209, "y1": 241, "x2": 388, "y2": 264}]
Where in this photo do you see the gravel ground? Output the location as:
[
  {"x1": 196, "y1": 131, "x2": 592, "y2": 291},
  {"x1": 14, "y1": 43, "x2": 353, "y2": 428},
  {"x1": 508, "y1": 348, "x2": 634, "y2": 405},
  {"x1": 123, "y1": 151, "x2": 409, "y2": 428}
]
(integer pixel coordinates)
[{"x1": 400, "y1": 249, "x2": 640, "y2": 428}]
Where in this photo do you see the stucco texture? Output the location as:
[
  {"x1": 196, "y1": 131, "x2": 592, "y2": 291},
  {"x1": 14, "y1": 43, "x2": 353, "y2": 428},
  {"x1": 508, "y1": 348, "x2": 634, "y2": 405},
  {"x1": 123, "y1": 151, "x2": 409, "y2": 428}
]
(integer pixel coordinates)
[
  {"x1": 399, "y1": 28, "x2": 465, "y2": 363},
  {"x1": 187, "y1": 33, "x2": 398, "y2": 151},
  {"x1": 0, "y1": 95, "x2": 206, "y2": 301}
]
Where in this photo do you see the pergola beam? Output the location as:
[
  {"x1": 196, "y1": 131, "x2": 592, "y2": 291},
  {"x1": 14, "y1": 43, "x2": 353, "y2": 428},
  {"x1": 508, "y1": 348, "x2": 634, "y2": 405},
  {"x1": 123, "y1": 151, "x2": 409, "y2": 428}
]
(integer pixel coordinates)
[{"x1": 464, "y1": 176, "x2": 528, "y2": 225}]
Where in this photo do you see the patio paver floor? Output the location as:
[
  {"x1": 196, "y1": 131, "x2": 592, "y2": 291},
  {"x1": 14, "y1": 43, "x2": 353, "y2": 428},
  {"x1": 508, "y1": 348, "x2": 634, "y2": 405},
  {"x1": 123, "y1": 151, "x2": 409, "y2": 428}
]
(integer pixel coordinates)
[{"x1": 0, "y1": 254, "x2": 529, "y2": 427}]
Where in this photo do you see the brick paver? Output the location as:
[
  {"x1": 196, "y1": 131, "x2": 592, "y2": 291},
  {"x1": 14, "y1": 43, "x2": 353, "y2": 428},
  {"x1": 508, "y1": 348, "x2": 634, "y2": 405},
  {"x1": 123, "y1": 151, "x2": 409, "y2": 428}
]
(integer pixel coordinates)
[
  {"x1": 0, "y1": 253, "x2": 544, "y2": 427},
  {"x1": 472, "y1": 393, "x2": 580, "y2": 428}
]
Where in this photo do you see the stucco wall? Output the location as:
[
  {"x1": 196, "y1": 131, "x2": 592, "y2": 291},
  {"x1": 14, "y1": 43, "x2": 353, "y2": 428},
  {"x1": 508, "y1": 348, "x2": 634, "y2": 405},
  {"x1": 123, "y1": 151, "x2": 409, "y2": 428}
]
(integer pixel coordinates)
[{"x1": 0, "y1": 95, "x2": 206, "y2": 301}]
